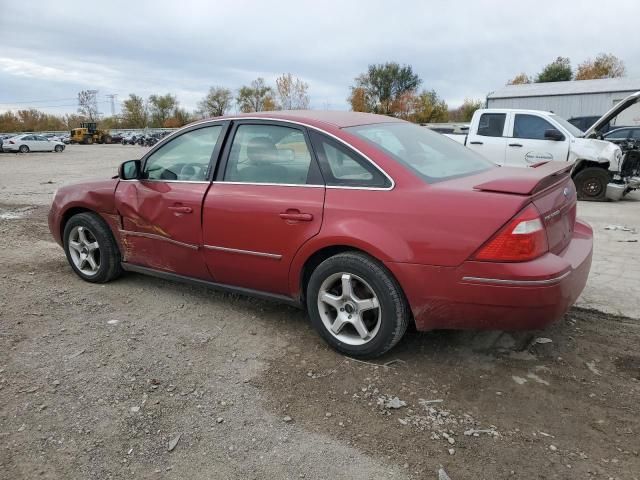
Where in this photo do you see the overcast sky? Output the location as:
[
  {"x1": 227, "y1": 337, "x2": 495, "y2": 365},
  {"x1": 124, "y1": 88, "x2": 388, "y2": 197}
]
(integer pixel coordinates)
[{"x1": 1, "y1": 0, "x2": 639, "y2": 116}]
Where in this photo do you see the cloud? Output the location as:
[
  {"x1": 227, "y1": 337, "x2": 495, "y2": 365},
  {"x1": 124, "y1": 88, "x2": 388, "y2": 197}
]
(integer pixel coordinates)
[{"x1": 0, "y1": 0, "x2": 639, "y2": 116}]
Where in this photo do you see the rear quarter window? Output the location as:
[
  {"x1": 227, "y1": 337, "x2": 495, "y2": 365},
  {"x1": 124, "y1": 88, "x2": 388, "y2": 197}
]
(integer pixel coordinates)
[{"x1": 345, "y1": 122, "x2": 493, "y2": 183}]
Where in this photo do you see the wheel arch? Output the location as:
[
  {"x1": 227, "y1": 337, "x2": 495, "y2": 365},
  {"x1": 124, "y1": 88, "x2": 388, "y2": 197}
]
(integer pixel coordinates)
[
  {"x1": 294, "y1": 243, "x2": 410, "y2": 313},
  {"x1": 571, "y1": 159, "x2": 610, "y2": 176},
  {"x1": 60, "y1": 206, "x2": 94, "y2": 241}
]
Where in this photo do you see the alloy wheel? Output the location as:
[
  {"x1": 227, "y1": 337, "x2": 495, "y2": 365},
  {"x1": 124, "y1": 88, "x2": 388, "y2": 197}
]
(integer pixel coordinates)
[
  {"x1": 317, "y1": 272, "x2": 382, "y2": 346},
  {"x1": 68, "y1": 226, "x2": 101, "y2": 276}
]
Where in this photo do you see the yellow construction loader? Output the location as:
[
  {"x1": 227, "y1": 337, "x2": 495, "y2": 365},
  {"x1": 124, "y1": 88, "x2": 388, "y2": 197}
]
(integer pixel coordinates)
[{"x1": 69, "y1": 123, "x2": 112, "y2": 144}]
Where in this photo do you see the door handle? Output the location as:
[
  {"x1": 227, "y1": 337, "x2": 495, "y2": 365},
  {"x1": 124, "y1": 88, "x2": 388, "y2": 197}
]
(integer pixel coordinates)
[
  {"x1": 168, "y1": 205, "x2": 193, "y2": 214},
  {"x1": 279, "y1": 211, "x2": 313, "y2": 222},
  {"x1": 508, "y1": 143, "x2": 523, "y2": 147},
  {"x1": 469, "y1": 141, "x2": 483, "y2": 145}
]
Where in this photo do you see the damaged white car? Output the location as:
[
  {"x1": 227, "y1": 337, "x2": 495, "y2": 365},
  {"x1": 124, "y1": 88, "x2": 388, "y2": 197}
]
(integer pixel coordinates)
[{"x1": 444, "y1": 91, "x2": 640, "y2": 201}]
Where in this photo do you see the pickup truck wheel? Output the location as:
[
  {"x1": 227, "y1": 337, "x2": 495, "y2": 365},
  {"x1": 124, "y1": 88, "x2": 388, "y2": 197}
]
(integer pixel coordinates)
[
  {"x1": 573, "y1": 167, "x2": 609, "y2": 201},
  {"x1": 63, "y1": 212, "x2": 122, "y2": 283},
  {"x1": 306, "y1": 252, "x2": 410, "y2": 358}
]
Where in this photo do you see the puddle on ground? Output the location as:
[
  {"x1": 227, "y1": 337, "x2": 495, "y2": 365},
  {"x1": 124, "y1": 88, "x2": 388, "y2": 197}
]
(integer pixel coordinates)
[{"x1": 0, "y1": 206, "x2": 35, "y2": 220}]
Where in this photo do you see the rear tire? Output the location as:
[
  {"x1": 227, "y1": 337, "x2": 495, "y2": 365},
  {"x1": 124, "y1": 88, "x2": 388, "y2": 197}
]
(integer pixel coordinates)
[
  {"x1": 85, "y1": 136, "x2": 93, "y2": 145},
  {"x1": 63, "y1": 212, "x2": 122, "y2": 283},
  {"x1": 103, "y1": 135, "x2": 112, "y2": 144},
  {"x1": 573, "y1": 167, "x2": 610, "y2": 201},
  {"x1": 306, "y1": 252, "x2": 410, "y2": 358},
  {"x1": 19, "y1": 145, "x2": 29, "y2": 153}
]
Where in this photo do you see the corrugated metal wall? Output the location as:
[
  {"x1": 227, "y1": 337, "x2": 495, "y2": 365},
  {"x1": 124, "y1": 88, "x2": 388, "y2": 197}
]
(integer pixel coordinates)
[{"x1": 486, "y1": 91, "x2": 637, "y2": 119}]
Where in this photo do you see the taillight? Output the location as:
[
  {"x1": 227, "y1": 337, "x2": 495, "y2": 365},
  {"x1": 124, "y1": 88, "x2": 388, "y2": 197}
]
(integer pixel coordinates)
[
  {"x1": 474, "y1": 204, "x2": 549, "y2": 262},
  {"x1": 9, "y1": 140, "x2": 14, "y2": 144}
]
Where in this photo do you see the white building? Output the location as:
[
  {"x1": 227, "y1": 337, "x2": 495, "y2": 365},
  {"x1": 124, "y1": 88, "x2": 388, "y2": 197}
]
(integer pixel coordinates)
[{"x1": 486, "y1": 78, "x2": 640, "y2": 123}]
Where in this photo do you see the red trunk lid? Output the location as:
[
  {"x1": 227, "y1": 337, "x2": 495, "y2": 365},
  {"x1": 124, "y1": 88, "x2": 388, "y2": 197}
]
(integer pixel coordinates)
[{"x1": 474, "y1": 162, "x2": 577, "y2": 255}]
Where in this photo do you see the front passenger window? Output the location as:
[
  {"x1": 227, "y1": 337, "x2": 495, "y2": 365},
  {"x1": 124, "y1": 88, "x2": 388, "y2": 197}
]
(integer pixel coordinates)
[
  {"x1": 143, "y1": 126, "x2": 222, "y2": 181},
  {"x1": 513, "y1": 114, "x2": 557, "y2": 140}
]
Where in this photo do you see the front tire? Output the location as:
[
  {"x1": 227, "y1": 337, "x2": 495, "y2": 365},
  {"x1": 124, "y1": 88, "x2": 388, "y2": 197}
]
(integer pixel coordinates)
[
  {"x1": 306, "y1": 252, "x2": 410, "y2": 358},
  {"x1": 573, "y1": 167, "x2": 610, "y2": 201},
  {"x1": 19, "y1": 145, "x2": 29, "y2": 153},
  {"x1": 85, "y1": 136, "x2": 93, "y2": 145},
  {"x1": 63, "y1": 212, "x2": 122, "y2": 283},
  {"x1": 54, "y1": 145, "x2": 64, "y2": 152}
]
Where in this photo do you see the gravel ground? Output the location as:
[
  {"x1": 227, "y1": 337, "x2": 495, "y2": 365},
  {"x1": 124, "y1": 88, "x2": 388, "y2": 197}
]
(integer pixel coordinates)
[{"x1": 0, "y1": 146, "x2": 639, "y2": 479}]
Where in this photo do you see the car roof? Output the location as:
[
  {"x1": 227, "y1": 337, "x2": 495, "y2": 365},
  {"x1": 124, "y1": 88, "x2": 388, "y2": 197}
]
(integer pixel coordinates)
[{"x1": 198, "y1": 110, "x2": 406, "y2": 129}]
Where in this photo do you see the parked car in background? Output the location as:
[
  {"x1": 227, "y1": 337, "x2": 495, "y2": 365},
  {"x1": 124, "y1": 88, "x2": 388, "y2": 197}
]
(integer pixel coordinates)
[
  {"x1": 602, "y1": 127, "x2": 640, "y2": 145},
  {"x1": 49, "y1": 111, "x2": 592, "y2": 358},
  {"x1": 2, "y1": 134, "x2": 65, "y2": 153},
  {"x1": 121, "y1": 133, "x2": 139, "y2": 145},
  {"x1": 109, "y1": 132, "x2": 125, "y2": 143}
]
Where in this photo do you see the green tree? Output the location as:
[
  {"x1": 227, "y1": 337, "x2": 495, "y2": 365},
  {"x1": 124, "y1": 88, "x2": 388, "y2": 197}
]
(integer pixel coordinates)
[
  {"x1": 236, "y1": 78, "x2": 275, "y2": 113},
  {"x1": 535, "y1": 57, "x2": 572, "y2": 83},
  {"x1": 350, "y1": 62, "x2": 421, "y2": 115},
  {"x1": 412, "y1": 90, "x2": 449, "y2": 123},
  {"x1": 148, "y1": 93, "x2": 178, "y2": 127},
  {"x1": 575, "y1": 53, "x2": 626, "y2": 80},
  {"x1": 275, "y1": 73, "x2": 310, "y2": 110},
  {"x1": 348, "y1": 86, "x2": 370, "y2": 112},
  {"x1": 198, "y1": 86, "x2": 233, "y2": 117},
  {"x1": 450, "y1": 98, "x2": 483, "y2": 122},
  {"x1": 507, "y1": 73, "x2": 532, "y2": 85},
  {"x1": 121, "y1": 94, "x2": 148, "y2": 128},
  {"x1": 77, "y1": 90, "x2": 99, "y2": 121}
]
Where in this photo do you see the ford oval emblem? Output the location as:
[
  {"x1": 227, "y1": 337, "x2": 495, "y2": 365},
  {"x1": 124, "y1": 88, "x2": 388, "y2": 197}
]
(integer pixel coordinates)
[{"x1": 563, "y1": 187, "x2": 570, "y2": 197}]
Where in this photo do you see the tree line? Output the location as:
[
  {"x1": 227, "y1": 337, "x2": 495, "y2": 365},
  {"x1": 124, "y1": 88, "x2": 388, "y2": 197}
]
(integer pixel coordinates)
[
  {"x1": 0, "y1": 53, "x2": 629, "y2": 133},
  {"x1": 507, "y1": 52, "x2": 626, "y2": 84}
]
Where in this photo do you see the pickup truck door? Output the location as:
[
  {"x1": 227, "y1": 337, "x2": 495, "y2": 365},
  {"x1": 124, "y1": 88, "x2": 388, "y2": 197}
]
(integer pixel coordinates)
[
  {"x1": 114, "y1": 123, "x2": 227, "y2": 279},
  {"x1": 466, "y1": 112, "x2": 508, "y2": 166},
  {"x1": 504, "y1": 113, "x2": 570, "y2": 167}
]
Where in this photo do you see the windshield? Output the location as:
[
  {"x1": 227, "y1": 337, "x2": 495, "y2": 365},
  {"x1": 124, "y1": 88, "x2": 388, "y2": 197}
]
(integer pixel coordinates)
[
  {"x1": 551, "y1": 115, "x2": 584, "y2": 138},
  {"x1": 344, "y1": 122, "x2": 493, "y2": 183}
]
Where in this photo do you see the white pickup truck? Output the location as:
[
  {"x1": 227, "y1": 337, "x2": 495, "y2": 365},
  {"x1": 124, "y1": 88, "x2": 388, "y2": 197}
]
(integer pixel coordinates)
[{"x1": 445, "y1": 91, "x2": 640, "y2": 201}]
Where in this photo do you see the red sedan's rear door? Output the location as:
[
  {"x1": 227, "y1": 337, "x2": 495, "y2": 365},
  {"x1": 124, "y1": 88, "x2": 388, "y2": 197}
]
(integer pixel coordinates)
[
  {"x1": 114, "y1": 124, "x2": 226, "y2": 279},
  {"x1": 202, "y1": 121, "x2": 325, "y2": 295}
]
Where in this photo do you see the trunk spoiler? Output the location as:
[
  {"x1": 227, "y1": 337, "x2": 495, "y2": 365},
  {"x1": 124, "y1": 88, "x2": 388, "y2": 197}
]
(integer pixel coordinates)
[
  {"x1": 474, "y1": 161, "x2": 572, "y2": 195},
  {"x1": 584, "y1": 90, "x2": 640, "y2": 137}
]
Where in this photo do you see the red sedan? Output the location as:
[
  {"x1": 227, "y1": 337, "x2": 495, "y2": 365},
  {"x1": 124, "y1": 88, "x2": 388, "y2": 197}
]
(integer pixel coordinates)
[{"x1": 48, "y1": 111, "x2": 593, "y2": 357}]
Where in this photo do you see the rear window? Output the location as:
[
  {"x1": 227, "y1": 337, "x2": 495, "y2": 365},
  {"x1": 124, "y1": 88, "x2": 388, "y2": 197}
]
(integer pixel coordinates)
[{"x1": 344, "y1": 122, "x2": 493, "y2": 183}]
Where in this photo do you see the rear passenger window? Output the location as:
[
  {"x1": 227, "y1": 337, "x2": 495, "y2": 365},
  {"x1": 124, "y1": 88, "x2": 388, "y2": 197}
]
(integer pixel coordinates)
[
  {"x1": 477, "y1": 113, "x2": 506, "y2": 137},
  {"x1": 224, "y1": 124, "x2": 313, "y2": 185},
  {"x1": 309, "y1": 131, "x2": 390, "y2": 188}
]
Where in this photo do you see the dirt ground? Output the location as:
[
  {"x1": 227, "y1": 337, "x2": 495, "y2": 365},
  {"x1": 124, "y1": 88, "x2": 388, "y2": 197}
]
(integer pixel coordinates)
[{"x1": 0, "y1": 146, "x2": 639, "y2": 480}]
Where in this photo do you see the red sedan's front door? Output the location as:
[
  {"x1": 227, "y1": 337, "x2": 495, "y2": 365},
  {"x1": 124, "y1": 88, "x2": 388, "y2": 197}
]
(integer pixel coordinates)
[
  {"x1": 115, "y1": 180, "x2": 211, "y2": 279},
  {"x1": 202, "y1": 122, "x2": 325, "y2": 295},
  {"x1": 114, "y1": 124, "x2": 226, "y2": 279}
]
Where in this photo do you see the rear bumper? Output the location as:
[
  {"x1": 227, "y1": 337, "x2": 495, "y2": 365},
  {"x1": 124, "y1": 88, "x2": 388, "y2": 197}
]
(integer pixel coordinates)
[{"x1": 386, "y1": 219, "x2": 593, "y2": 331}]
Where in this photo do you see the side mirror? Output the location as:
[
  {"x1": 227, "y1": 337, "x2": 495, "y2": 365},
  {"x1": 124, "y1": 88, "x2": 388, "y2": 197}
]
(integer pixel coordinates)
[
  {"x1": 544, "y1": 128, "x2": 564, "y2": 141},
  {"x1": 118, "y1": 159, "x2": 141, "y2": 180}
]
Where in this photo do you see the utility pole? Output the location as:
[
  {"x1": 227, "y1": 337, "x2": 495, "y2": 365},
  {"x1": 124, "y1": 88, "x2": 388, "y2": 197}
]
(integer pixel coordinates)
[{"x1": 106, "y1": 94, "x2": 118, "y2": 116}]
